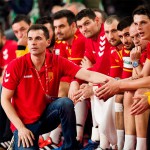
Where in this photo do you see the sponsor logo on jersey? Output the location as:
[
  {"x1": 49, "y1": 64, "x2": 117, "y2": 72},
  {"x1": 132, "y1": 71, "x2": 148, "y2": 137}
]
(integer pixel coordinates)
[{"x1": 24, "y1": 75, "x2": 33, "y2": 78}]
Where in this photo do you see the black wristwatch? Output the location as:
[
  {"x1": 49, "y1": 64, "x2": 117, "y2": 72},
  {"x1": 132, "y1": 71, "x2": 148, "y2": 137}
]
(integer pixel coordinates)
[{"x1": 132, "y1": 60, "x2": 139, "y2": 68}]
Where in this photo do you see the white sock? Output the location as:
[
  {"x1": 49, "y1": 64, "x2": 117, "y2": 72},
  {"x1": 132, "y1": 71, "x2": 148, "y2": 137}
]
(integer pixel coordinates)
[
  {"x1": 76, "y1": 125, "x2": 84, "y2": 142},
  {"x1": 91, "y1": 126, "x2": 100, "y2": 142},
  {"x1": 42, "y1": 132, "x2": 50, "y2": 140},
  {"x1": 117, "y1": 130, "x2": 124, "y2": 150},
  {"x1": 75, "y1": 101, "x2": 88, "y2": 142},
  {"x1": 136, "y1": 137, "x2": 147, "y2": 150},
  {"x1": 49, "y1": 127, "x2": 62, "y2": 144},
  {"x1": 123, "y1": 135, "x2": 136, "y2": 150},
  {"x1": 99, "y1": 133, "x2": 110, "y2": 149}
]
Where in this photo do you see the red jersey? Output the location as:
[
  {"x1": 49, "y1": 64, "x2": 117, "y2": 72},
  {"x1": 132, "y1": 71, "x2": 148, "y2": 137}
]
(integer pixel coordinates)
[
  {"x1": 0, "y1": 40, "x2": 17, "y2": 74},
  {"x1": 84, "y1": 24, "x2": 111, "y2": 75},
  {"x1": 54, "y1": 30, "x2": 85, "y2": 65},
  {"x1": 110, "y1": 46, "x2": 123, "y2": 78},
  {"x1": 54, "y1": 30, "x2": 85, "y2": 82},
  {"x1": 122, "y1": 47, "x2": 132, "y2": 78},
  {"x1": 110, "y1": 46, "x2": 132, "y2": 79},
  {"x1": 146, "y1": 42, "x2": 150, "y2": 61},
  {"x1": 140, "y1": 49, "x2": 147, "y2": 66},
  {"x1": 2, "y1": 53, "x2": 80, "y2": 129},
  {"x1": 54, "y1": 40, "x2": 68, "y2": 59}
]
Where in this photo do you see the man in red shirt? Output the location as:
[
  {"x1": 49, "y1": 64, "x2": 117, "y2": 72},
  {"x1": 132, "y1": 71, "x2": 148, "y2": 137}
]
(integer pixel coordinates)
[
  {"x1": 1, "y1": 24, "x2": 111, "y2": 150},
  {"x1": 53, "y1": 10, "x2": 87, "y2": 146},
  {"x1": 72, "y1": 8, "x2": 112, "y2": 150},
  {"x1": 104, "y1": 15, "x2": 125, "y2": 150},
  {"x1": 95, "y1": 5, "x2": 150, "y2": 150},
  {"x1": 12, "y1": 14, "x2": 31, "y2": 57},
  {"x1": 0, "y1": 27, "x2": 17, "y2": 149}
]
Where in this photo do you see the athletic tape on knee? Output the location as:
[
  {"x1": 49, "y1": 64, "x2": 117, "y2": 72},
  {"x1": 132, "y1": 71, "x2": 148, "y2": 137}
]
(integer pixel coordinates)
[{"x1": 115, "y1": 103, "x2": 123, "y2": 112}]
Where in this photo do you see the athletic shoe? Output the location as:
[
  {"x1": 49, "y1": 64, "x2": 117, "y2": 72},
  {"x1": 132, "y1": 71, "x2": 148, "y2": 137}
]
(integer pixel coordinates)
[
  {"x1": 81, "y1": 139, "x2": 99, "y2": 150},
  {"x1": 0, "y1": 141, "x2": 11, "y2": 149},
  {"x1": 39, "y1": 137, "x2": 63, "y2": 150}
]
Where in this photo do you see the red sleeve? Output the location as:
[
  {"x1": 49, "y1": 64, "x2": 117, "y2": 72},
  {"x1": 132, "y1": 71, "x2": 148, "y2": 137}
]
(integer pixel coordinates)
[
  {"x1": 2, "y1": 59, "x2": 21, "y2": 90},
  {"x1": 58, "y1": 56, "x2": 81, "y2": 78}
]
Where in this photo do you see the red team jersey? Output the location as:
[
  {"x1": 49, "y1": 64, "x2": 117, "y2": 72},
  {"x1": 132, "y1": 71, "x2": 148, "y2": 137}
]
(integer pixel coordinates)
[
  {"x1": 145, "y1": 42, "x2": 150, "y2": 62},
  {"x1": 2, "y1": 53, "x2": 80, "y2": 130},
  {"x1": 110, "y1": 45, "x2": 132, "y2": 79},
  {"x1": 84, "y1": 24, "x2": 111, "y2": 75},
  {"x1": 110, "y1": 46, "x2": 123, "y2": 78},
  {"x1": 0, "y1": 40, "x2": 17, "y2": 75},
  {"x1": 54, "y1": 29, "x2": 85, "y2": 82}
]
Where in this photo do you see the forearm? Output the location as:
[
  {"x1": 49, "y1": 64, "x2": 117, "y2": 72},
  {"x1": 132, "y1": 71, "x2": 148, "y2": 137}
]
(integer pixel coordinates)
[
  {"x1": 119, "y1": 76, "x2": 150, "y2": 91},
  {"x1": 76, "y1": 68, "x2": 111, "y2": 84},
  {"x1": 1, "y1": 98, "x2": 25, "y2": 130},
  {"x1": 88, "y1": 71, "x2": 112, "y2": 84}
]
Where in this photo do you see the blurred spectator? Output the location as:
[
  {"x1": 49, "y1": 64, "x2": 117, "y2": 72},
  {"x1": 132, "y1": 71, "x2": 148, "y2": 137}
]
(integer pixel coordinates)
[
  {"x1": 5, "y1": 0, "x2": 33, "y2": 40},
  {"x1": 0, "y1": 0, "x2": 10, "y2": 30},
  {"x1": 102, "y1": 0, "x2": 148, "y2": 17},
  {"x1": 38, "y1": 0, "x2": 65, "y2": 17},
  {"x1": 9, "y1": 0, "x2": 33, "y2": 15},
  {"x1": 51, "y1": 5, "x2": 63, "y2": 14},
  {"x1": 70, "y1": 0, "x2": 100, "y2": 9},
  {"x1": 64, "y1": 2, "x2": 86, "y2": 15}
]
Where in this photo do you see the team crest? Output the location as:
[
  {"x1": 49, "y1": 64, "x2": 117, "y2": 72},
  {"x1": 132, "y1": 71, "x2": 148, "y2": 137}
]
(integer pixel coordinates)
[{"x1": 48, "y1": 72, "x2": 53, "y2": 81}]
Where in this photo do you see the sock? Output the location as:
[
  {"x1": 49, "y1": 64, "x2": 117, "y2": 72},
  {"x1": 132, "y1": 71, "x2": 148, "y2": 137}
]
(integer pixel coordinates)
[
  {"x1": 49, "y1": 127, "x2": 62, "y2": 144},
  {"x1": 136, "y1": 137, "x2": 147, "y2": 150},
  {"x1": 99, "y1": 133, "x2": 110, "y2": 149},
  {"x1": 117, "y1": 130, "x2": 124, "y2": 150},
  {"x1": 91, "y1": 126, "x2": 100, "y2": 142},
  {"x1": 75, "y1": 100, "x2": 88, "y2": 142},
  {"x1": 123, "y1": 135, "x2": 136, "y2": 150},
  {"x1": 42, "y1": 132, "x2": 50, "y2": 140}
]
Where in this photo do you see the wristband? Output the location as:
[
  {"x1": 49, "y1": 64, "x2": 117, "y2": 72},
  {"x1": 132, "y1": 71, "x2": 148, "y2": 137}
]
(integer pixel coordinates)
[{"x1": 132, "y1": 60, "x2": 140, "y2": 68}]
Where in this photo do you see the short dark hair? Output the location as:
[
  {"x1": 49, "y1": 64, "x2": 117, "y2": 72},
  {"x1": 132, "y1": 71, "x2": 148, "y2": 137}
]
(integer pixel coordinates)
[
  {"x1": 52, "y1": 9, "x2": 75, "y2": 25},
  {"x1": 36, "y1": 16, "x2": 54, "y2": 29},
  {"x1": 132, "y1": 5, "x2": 150, "y2": 19},
  {"x1": 76, "y1": 8, "x2": 96, "y2": 21},
  {"x1": 93, "y1": 8, "x2": 108, "y2": 22},
  {"x1": 27, "y1": 24, "x2": 49, "y2": 39},
  {"x1": 105, "y1": 15, "x2": 120, "y2": 25},
  {"x1": 12, "y1": 14, "x2": 31, "y2": 25},
  {"x1": 117, "y1": 16, "x2": 133, "y2": 31}
]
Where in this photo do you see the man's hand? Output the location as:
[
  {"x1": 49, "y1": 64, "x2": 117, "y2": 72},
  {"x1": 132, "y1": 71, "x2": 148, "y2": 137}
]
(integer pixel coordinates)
[
  {"x1": 17, "y1": 34, "x2": 28, "y2": 46},
  {"x1": 130, "y1": 46, "x2": 141, "y2": 62},
  {"x1": 94, "y1": 78, "x2": 119, "y2": 100},
  {"x1": 18, "y1": 127, "x2": 35, "y2": 148},
  {"x1": 68, "y1": 81, "x2": 80, "y2": 102},
  {"x1": 73, "y1": 84, "x2": 93, "y2": 103},
  {"x1": 130, "y1": 94, "x2": 150, "y2": 115},
  {"x1": 80, "y1": 56, "x2": 93, "y2": 69}
]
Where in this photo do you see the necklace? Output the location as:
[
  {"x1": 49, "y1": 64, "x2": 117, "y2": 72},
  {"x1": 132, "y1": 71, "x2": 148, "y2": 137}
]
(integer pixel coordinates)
[{"x1": 34, "y1": 61, "x2": 50, "y2": 98}]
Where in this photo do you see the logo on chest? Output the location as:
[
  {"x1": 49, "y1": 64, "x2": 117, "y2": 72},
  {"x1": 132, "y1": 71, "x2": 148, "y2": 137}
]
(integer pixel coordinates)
[{"x1": 48, "y1": 72, "x2": 53, "y2": 82}]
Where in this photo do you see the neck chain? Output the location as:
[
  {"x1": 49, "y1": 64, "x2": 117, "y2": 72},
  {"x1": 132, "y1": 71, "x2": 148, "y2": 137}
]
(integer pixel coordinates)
[{"x1": 34, "y1": 61, "x2": 50, "y2": 98}]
